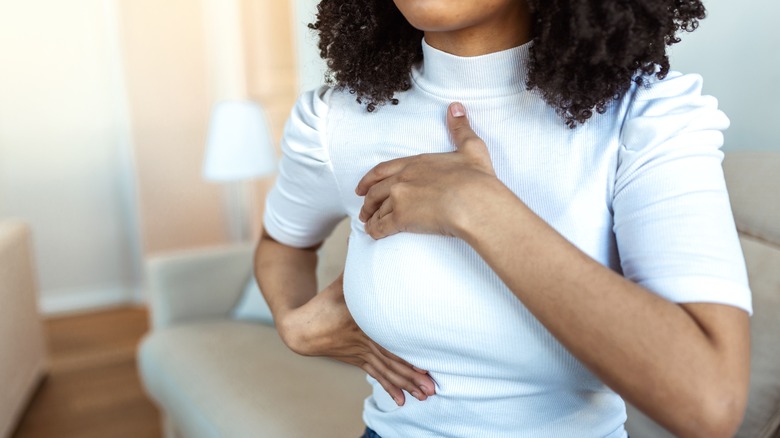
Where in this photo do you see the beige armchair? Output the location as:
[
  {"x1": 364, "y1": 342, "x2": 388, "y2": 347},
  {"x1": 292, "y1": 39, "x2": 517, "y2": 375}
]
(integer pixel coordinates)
[
  {"x1": 138, "y1": 220, "x2": 368, "y2": 438},
  {"x1": 0, "y1": 220, "x2": 48, "y2": 438}
]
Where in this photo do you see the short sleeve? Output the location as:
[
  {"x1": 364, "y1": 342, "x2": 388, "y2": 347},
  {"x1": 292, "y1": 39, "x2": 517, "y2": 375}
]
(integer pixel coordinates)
[
  {"x1": 263, "y1": 86, "x2": 347, "y2": 248},
  {"x1": 614, "y1": 72, "x2": 752, "y2": 314}
]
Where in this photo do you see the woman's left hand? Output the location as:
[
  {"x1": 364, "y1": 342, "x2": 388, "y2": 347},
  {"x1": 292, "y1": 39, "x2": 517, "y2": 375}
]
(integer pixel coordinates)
[{"x1": 356, "y1": 102, "x2": 509, "y2": 239}]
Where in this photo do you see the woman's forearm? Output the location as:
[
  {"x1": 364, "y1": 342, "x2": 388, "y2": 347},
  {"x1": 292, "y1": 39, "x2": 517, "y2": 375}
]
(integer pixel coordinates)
[
  {"x1": 457, "y1": 181, "x2": 750, "y2": 438},
  {"x1": 254, "y1": 228, "x2": 439, "y2": 402},
  {"x1": 254, "y1": 229, "x2": 320, "y2": 323}
]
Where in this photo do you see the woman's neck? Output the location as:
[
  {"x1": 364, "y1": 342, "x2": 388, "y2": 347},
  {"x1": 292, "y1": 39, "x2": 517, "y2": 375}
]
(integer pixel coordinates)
[{"x1": 423, "y1": 3, "x2": 532, "y2": 57}]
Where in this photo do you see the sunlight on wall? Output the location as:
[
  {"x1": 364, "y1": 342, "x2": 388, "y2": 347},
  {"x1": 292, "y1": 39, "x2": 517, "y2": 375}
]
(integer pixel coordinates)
[
  {"x1": 0, "y1": 0, "x2": 140, "y2": 311},
  {"x1": 118, "y1": 0, "x2": 229, "y2": 254},
  {"x1": 0, "y1": 0, "x2": 298, "y2": 313}
]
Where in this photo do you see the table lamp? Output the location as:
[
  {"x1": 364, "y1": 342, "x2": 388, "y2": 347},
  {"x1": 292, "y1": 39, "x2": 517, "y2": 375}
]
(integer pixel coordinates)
[{"x1": 202, "y1": 100, "x2": 276, "y2": 241}]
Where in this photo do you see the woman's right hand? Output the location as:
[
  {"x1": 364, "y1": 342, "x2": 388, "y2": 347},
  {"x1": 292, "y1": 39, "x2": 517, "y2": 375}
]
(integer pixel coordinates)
[{"x1": 277, "y1": 273, "x2": 436, "y2": 406}]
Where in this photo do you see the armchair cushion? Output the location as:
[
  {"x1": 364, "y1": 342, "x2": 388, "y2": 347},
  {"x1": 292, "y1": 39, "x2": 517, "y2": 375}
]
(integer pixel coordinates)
[
  {"x1": 138, "y1": 321, "x2": 368, "y2": 438},
  {"x1": 722, "y1": 152, "x2": 780, "y2": 245}
]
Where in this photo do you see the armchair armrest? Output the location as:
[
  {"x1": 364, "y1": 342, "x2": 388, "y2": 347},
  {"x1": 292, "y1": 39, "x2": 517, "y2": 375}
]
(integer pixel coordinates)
[
  {"x1": 0, "y1": 220, "x2": 48, "y2": 438},
  {"x1": 146, "y1": 244, "x2": 254, "y2": 330},
  {"x1": 144, "y1": 218, "x2": 350, "y2": 330}
]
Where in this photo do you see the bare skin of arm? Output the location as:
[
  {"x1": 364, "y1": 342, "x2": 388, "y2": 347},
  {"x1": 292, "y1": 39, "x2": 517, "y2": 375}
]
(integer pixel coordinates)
[
  {"x1": 254, "y1": 230, "x2": 436, "y2": 405},
  {"x1": 356, "y1": 103, "x2": 751, "y2": 438}
]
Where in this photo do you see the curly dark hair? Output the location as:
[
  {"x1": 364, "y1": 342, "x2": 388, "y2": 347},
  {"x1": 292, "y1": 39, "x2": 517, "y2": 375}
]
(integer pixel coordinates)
[{"x1": 309, "y1": 0, "x2": 705, "y2": 128}]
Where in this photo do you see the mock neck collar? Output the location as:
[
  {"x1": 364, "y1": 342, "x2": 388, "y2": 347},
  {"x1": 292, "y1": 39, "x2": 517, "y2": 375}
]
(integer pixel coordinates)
[{"x1": 411, "y1": 37, "x2": 531, "y2": 100}]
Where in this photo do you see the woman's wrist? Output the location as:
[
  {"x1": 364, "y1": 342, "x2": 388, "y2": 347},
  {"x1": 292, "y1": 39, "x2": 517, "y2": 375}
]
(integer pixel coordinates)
[{"x1": 451, "y1": 176, "x2": 525, "y2": 244}]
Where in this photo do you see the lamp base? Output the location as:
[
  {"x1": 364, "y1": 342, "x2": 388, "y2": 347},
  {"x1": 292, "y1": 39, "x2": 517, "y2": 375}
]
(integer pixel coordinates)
[{"x1": 221, "y1": 181, "x2": 253, "y2": 243}]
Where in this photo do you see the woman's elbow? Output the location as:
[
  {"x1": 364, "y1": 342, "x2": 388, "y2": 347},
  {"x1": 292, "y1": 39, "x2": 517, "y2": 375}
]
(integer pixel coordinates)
[
  {"x1": 703, "y1": 390, "x2": 747, "y2": 438},
  {"x1": 677, "y1": 384, "x2": 748, "y2": 438}
]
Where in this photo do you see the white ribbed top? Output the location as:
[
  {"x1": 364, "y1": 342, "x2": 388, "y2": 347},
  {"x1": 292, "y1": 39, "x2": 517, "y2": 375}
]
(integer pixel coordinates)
[{"x1": 264, "y1": 38, "x2": 751, "y2": 437}]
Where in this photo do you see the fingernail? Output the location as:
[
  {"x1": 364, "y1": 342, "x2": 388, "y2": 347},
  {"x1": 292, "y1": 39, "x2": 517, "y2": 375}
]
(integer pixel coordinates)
[
  {"x1": 421, "y1": 386, "x2": 433, "y2": 396},
  {"x1": 394, "y1": 396, "x2": 403, "y2": 406},
  {"x1": 450, "y1": 102, "x2": 465, "y2": 118},
  {"x1": 412, "y1": 391, "x2": 421, "y2": 400}
]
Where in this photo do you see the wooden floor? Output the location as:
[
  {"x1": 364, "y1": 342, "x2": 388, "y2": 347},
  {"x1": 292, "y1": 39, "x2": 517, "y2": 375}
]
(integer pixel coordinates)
[{"x1": 12, "y1": 306, "x2": 162, "y2": 438}]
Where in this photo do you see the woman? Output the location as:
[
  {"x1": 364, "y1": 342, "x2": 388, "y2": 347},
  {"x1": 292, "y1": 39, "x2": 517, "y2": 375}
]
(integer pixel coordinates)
[{"x1": 255, "y1": 1, "x2": 751, "y2": 436}]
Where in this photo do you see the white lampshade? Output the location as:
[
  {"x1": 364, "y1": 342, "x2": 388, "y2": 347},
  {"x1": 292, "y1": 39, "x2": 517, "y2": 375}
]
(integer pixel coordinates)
[{"x1": 203, "y1": 100, "x2": 276, "y2": 181}]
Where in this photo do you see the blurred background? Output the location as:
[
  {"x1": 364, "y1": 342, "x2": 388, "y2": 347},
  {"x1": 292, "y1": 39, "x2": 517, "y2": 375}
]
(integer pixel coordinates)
[
  {"x1": 0, "y1": 0, "x2": 326, "y2": 314},
  {"x1": 0, "y1": 0, "x2": 777, "y2": 437},
  {"x1": 0, "y1": 0, "x2": 777, "y2": 321}
]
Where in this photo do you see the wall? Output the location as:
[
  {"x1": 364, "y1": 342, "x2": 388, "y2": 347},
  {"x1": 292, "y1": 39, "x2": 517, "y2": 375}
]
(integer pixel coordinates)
[
  {"x1": 293, "y1": 0, "x2": 327, "y2": 92},
  {"x1": 0, "y1": 0, "x2": 298, "y2": 314},
  {"x1": 120, "y1": 0, "x2": 298, "y2": 251},
  {"x1": 118, "y1": 0, "x2": 229, "y2": 254},
  {"x1": 668, "y1": 0, "x2": 780, "y2": 151},
  {"x1": 0, "y1": 0, "x2": 141, "y2": 312}
]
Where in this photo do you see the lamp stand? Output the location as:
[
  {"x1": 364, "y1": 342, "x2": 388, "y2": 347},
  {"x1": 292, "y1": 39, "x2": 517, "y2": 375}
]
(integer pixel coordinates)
[{"x1": 222, "y1": 181, "x2": 253, "y2": 242}]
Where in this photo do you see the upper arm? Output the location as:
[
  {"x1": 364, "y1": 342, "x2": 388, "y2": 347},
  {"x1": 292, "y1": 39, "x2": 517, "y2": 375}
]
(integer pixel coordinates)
[
  {"x1": 263, "y1": 87, "x2": 347, "y2": 249},
  {"x1": 613, "y1": 72, "x2": 752, "y2": 314}
]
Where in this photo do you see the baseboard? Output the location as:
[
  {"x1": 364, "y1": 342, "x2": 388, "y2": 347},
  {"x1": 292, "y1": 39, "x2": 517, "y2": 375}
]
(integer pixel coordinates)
[{"x1": 39, "y1": 285, "x2": 139, "y2": 315}]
